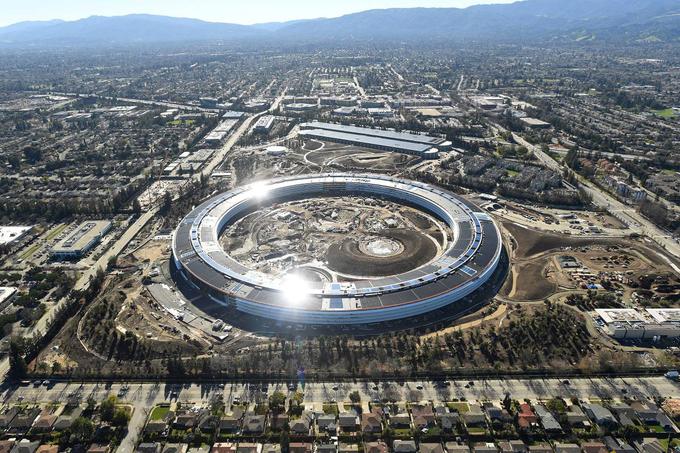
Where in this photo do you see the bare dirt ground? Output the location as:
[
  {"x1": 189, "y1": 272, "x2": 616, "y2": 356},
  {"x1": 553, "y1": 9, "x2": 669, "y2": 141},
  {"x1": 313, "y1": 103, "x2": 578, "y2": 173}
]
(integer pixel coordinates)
[{"x1": 501, "y1": 220, "x2": 679, "y2": 302}]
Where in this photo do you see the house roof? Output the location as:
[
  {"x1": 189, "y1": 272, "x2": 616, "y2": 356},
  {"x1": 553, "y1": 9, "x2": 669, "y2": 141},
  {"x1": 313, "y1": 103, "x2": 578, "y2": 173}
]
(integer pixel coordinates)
[{"x1": 420, "y1": 443, "x2": 444, "y2": 453}]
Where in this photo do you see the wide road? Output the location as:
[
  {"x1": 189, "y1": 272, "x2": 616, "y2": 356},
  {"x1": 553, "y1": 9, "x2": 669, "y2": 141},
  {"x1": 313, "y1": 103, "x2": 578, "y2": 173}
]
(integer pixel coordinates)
[
  {"x1": 4, "y1": 376, "x2": 680, "y2": 409},
  {"x1": 512, "y1": 132, "x2": 680, "y2": 263}
]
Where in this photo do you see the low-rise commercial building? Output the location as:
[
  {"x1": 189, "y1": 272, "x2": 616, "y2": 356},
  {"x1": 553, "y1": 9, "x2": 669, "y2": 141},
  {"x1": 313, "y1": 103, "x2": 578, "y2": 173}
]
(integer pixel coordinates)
[{"x1": 51, "y1": 220, "x2": 112, "y2": 260}]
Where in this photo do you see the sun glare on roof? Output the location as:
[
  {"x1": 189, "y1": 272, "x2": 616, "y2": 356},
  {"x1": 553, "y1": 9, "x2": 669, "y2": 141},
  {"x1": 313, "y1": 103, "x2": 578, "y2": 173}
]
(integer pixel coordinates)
[
  {"x1": 249, "y1": 181, "x2": 270, "y2": 200},
  {"x1": 279, "y1": 273, "x2": 311, "y2": 305}
]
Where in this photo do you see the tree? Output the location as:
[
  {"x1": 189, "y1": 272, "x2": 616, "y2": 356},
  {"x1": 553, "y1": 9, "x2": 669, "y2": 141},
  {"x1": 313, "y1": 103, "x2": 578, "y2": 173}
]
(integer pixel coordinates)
[
  {"x1": 8, "y1": 338, "x2": 27, "y2": 378},
  {"x1": 22, "y1": 145, "x2": 42, "y2": 164},
  {"x1": 70, "y1": 417, "x2": 95, "y2": 441},
  {"x1": 502, "y1": 392, "x2": 512, "y2": 412},
  {"x1": 349, "y1": 390, "x2": 361, "y2": 404},
  {"x1": 269, "y1": 391, "x2": 286, "y2": 412},
  {"x1": 86, "y1": 396, "x2": 97, "y2": 412},
  {"x1": 112, "y1": 408, "x2": 131, "y2": 427},
  {"x1": 100, "y1": 396, "x2": 116, "y2": 422}
]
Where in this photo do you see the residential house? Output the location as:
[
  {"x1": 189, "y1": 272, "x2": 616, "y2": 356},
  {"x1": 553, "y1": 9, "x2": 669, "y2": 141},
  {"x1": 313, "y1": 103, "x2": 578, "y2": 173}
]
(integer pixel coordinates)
[
  {"x1": 420, "y1": 443, "x2": 445, "y2": 453},
  {"x1": 390, "y1": 413, "x2": 411, "y2": 429},
  {"x1": 0, "y1": 408, "x2": 19, "y2": 430},
  {"x1": 34, "y1": 446, "x2": 58, "y2": 453},
  {"x1": 270, "y1": 414, "x2": 289, "y2": 432},
  {"x1": 316, "y1": 444, "x2": 336, "y2": 453},
  {"x1": 8, "y1": 408, "x2": 41, "y2": 435},
  {"x1": 242, "y1": 414, "x2": 266, "y2": 435},
  {"x1": 633, "y1": 439, "x2": 664, "y2": 453},
  {"x1": 290, "y1": 413, "x2": 312, "y2": 435},
  {"x1": 440, "y1": 413, "x2": 460, "y2": 433},
  {"x1": 219, "y1": 414, "x2": 241, "y2": 434},
  {"x1": 445, "y1": 443, "x2": 471, "y2": 453},
  {"x1": 0, "y1": 441, "x2": 14, "y2": 453},
  {"x1": 580, "y1": 442, "x2": 607, "y2": 453},
  {"x1": 434, "y1": 405, "x2": 450, "y2": 418},
  {"x1": 162, "y1": 444, "x2": 188, "y2": 453},
  {"x1": 31, "y1": 414, "x2": 57, "y2": 433},
  {"x1": 261, "y1": 444, "x2": 281, "y2": 453},
  {"x1": 364, "y1": 442, "x2": 388, "y2": 453},
  {"x1": 534, "y1": 405, "x2": 562, "y2": 433},
  {"x1": 565, "y1": 406, "x2": 590, "y2": 428},
  {"x1": 288, "y1": 443, "x2": 313, "y2": 453},
  {"x1": 473, "y1": 443, "x2": 498, "y2": 453},
  {"x1": 173, "y1": 412, "x2": 197, "y2": 430},
  {"x1": 198, "y1": 414, "x2": 217, "y2": 433},
  {"x1": 361, "y1": 410, "x2": 383, "y2": 434},
  {"x1": 338, "y1": 412, "x2": 359, "y2": 432},
  {"x1": 393, "y1": 440, "x2": 417, "y2": 453},
  {"x1": 338, "y1": 444, "x2": 359, "y2": 453},
  {"x1": 602, "y1": 437, "x2": 635, "y2": 453},
  {"x1": 211, "y1": 443, "x2": 237, "y2": 453},
  {"x1": 631, "y1": 402, "x2": 676, "y2": 431},
  {"x1": 10, "y1": 440, "x2": 39, "y2": 453},
  {"x1": 411, "y1": 404, "x2": 436, "y2": 428},
  {"x1": 145, "y1": 420, "x2": 168, "y2": 435},
  {"x1": 86, "y1": 445, "x2": 110, "y2": 453},
  {"x1": 236, "y1": 443, "x2": 262, "y2": 453},
  {"x1": 583, "y1": 404, "x2": 618, "y2": 429},
  {"x1": 463, "y1": 405, "x2": 487, "y2": 428},
  {"x1": 554, "y1": 444, "x2": 580, "y2": 453},
  {"x1": 54, "y1": 406, "x2": 84, "y2": 431},
  {"x1": 528, "y1": 444, "x2": 552, "y2": 453},
  {"x1": 188, "y1": 448, "x2": 210, "y2": 453},
  {"x1": 317, "y1": 414, "x2": 336, "y2": 433},
  {"x1": 136, "y1": 443, "x2": 162, "y2": 453},
  {"x1": 517, "y1": 404, "x2": 538, "y2": 431},
  {"x1": 498, "y1": 441, "x2": 526, "y2": 453},
  {"x1": 483, "y1": 403, "x2": 512, "y2": 428},
  {"x1": 609, "y1": 403, "x2": 637, "y2": 428}
]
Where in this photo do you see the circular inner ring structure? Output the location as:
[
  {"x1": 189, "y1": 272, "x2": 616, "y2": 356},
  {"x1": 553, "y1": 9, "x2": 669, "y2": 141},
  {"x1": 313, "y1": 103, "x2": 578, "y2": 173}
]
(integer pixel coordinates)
[
  {"x1": 360, "y1": 237, "x2": 404, "y2": 258},
  {"x1": 172, "y1": 173, "x2": 503, "y2": 325}
]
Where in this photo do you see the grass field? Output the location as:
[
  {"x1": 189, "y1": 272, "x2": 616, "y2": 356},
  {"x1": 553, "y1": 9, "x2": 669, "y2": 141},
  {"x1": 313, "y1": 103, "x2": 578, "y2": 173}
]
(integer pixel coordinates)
[
  {"x1": 653, "y1": 108, "x2": 676, "y2": 119},
  {"x1": 45, "y1": 223, "x2": 68, "y2": 241},
  {"x1": 19, "y1": 244, "x2": 41, "y2": 261},
  {"x1": 150, "y1": 406, "x2": 169, "y2": 421},
  {"x1": 447, "y1": 402, "x2": 470, "y2": 413}
]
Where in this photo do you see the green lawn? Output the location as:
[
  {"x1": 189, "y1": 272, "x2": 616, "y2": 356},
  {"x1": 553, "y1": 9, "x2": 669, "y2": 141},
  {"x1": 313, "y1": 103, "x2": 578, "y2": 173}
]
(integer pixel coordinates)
[
  {"x1": 323, "y1": 403, "x2": 339, "y2": 415},
  {"x1": 393, "y1": 428, "x2": 413, "y2": 438},
  {"x1": 653, "y1": 108, "x2": 676, "y2": 119},
  {"x1": 150, "y1": 406, "x2": 169, "y2": 421},
  {"x1": 447, "y1": 402, "x2": 470, "y2": 413},
  {"x1": 45, "y1": 223, "x2": 68, "y2": 241},
  {"x1": 19, "y1": 244, "x2": 40, "y2": 260}
]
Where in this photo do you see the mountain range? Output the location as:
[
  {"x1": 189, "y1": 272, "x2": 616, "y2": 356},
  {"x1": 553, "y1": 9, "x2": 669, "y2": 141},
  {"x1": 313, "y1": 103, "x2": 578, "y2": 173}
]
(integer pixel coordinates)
[{"x1": 0, "y1": 0, "x2": 678, "y2": 47}]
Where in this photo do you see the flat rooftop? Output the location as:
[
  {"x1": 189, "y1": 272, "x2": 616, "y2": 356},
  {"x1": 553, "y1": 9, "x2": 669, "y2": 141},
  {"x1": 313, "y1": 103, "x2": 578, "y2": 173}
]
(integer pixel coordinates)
[
  {"x1": 301, "y1": 121, "x2": 447, "y2": 147},
  {"x1": 595, "y1": 308, "x2": 646, "y2": 324},
  {"x1": 0, "y1": 226, "x2": 32, "y2": 245},
  {"x1": 52, "y1": 220, "x2": 111, "y2": 254},
  {"x1": 299, "y1": 129, "x2": 435, "y2": 154},
  {"x1": 647, "y1": 308, "x2": 680, "y2": 323}
]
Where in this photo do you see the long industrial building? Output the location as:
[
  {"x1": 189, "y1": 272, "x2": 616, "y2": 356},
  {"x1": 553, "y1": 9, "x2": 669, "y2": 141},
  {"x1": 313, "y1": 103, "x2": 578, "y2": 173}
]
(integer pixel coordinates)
[
  {"x1": 299, "y1": 121, "x2": 451, "y2": 160},
  {"x1": 51, "y1": 220, "x2": 112, "y2": 260},
  {"x1": 172, "y1": 173, "x2": 503, "y2": 325}
]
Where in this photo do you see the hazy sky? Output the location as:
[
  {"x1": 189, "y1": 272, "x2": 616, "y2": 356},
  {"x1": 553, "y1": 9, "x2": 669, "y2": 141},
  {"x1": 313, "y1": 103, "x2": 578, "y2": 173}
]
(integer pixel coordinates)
[{"x1": 1, "y1": 0, "x2": 519, "y2": 27}]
